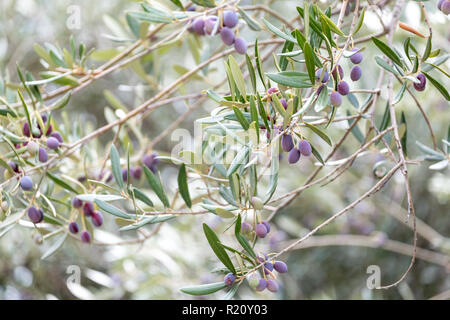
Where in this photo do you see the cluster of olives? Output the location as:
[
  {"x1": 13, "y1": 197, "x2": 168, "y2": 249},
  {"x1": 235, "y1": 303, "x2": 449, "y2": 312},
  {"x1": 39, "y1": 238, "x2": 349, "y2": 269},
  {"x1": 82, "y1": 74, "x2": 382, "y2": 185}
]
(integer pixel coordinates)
[
  {"x1": 281, "y1": 133, "x2": 313, "y2": 165},
  {"x1": 187, "y1": 8, "x2": 247, "y2": 55},
  {"x1": 318, "y1": 48, "x2": 363, "y2": 107},
  {"x1": 224, "y1": 254, "x2": 288, "y2": 293},
  {"x1": 438, "y1": 0, "x2": 450, "y2": 14},
  {"x1": 68, "y1": 197, "x2": 104, "y2": 243},
  {"x1": 5, "y1": 114, "x2": 64, "y2": 185}
]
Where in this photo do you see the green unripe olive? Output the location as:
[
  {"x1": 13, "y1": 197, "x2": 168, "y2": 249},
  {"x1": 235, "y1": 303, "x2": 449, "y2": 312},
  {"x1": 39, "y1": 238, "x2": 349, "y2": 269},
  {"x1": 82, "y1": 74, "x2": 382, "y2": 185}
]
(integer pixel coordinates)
[
  {"x1": 27, "y1": 141, "x2": 39, "y2": 155},
  {"x1": 4, "y1": 170, "x2": 12, "y2": 180},
  {"x1": 251, "y1": 196, "x2": 264, "y2": 210},
  {"x1": 246, "y1": 272, "x2": 259, "y2": 289}
]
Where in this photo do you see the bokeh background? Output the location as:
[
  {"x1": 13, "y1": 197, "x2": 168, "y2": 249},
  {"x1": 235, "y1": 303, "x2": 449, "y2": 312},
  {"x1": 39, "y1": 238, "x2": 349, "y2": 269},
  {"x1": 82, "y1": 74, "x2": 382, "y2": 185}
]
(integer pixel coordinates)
[{"x1": 0, "y1": 0, "x2": 449, "y2": 300}]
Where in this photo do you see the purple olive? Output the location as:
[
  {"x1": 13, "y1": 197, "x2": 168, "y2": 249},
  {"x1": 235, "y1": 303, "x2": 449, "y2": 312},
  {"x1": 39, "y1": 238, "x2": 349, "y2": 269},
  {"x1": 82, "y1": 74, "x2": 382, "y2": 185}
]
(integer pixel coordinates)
[
  {"x1": 330, "y1": 91, "x2": 342, "y2": 107},
  {"x1": 223, "y1": 10, "x2": 238, "y2": 28},
  {"x1": 20, "y1": 176, "x2": 33, "y2": 191},
  {"x1": 122, "y1": 168, "x2": 128, "y2": 182},
  {"x1": 337, "y1": 81, "x2": 350, "y2": 96},
  {"x1": 255, "y1": 223, "x2": 268, "y2": 238},
  {"x1": 234, "y1": 37, "x2": 247, "y2": 55},
  {"x1": 23, "y1": 122, "x2": 31, "y2": 137},
  {"x1": 44, "y1": 124, "x2": 53, "y2": 136},
  {"x1": 266, "y1": 279, "x2": 279, "y2": 292},
  {"x1": 438, "y1": 0, "x2": 445, "y2": 10},
  {"x1": 220, "y1": 27, "x2": 235, "y2": 46},
  {"x1": 261, "y1": 221, "x2": 271, "y2": 233},
  {"x1": 91, "y1": 211, "x2": 103, "y2": 227},
  {"x1": 257, "y1": 254, "x2": 268, "y2": 264},
  {"x1": 50, "y1": 131, "x2": 63, "y2": 143},
  {"x1": 192, "y1": 18, "x2": 205, "y2": 35},
  {"x1": 256, "y1": 278, "x2": 267, "y2": 291},
  {"x1": 442, "y1": 1, "x2": 450, "y2": 14},
  {"x1": 350, "y1": 65, "x2": 362, "y2": 81},
  {"x1": 81, "y1": 230, "x2": 91, "y2": 243},
  {"x1": 280, "y1": 98, "x2": 288, "y2": 109},
  {"x1": 186, "y1": 5, "x2": 196, "y2": 11},
  {"x1": 38, "y1": 147, "x2": 48, "y2": 163},
  {"x1": 224, "y1": 272, "x2": 236, "y2": 286},
  {"x1": 69, "y1": 221, "x2": 79, "y2": 234},
  {"x1": 350, "y1": 49, "x2": 363, "y2": 64},
  {"x1": 413, "y1": 73, "x2": 426, "y2": 91},
  {"x1": 131, "y1": 167, "x2": 142, "y2": 180},
  {"x1": 273, "y1": 261, "x2": 288, "y2": 273},
  {"x1": 281, "y1": 134, "x2": 294, "y2": 152},
  {"x1": 72, "y1": 197, "x2": 83, "y2": 208},
  {"x1": 143, "y1": 153, "x2": 160, "y2": 171},
  {"x1": 28, "y1": 206, "x2": 44, "y2": 224},
  {"x1": 288, "y1": 148, "x2": 300, "y2": 164},
  {"x1": 298, "y1": 140, "x2": 312, "y2": 156},
  {"x1": 267, "y1": 87, "x2": 278, "y2": 95},
  {"x1": 263, "y1": 262, "x2": 274, "y2": 275},
  {"x1": 8, "y1": 161, "x2": 19, "y2": 173},
  {"x1": 241, "y1": 222, "x2": 253, "y2": 234},
  {"x1": 46, "y1": 137, "x2": 60, "y2": 150},
  {"x1": 316, "y1": 85, "x2": 325, "y2": 96},
  {"x1": 204, "y1": 16, "x2": 219, "y2": 35},
  {"x1": 83, "y1": 202, "x2": 95, "y2": 217},
  {"x1": 331, "y1": 65, "x2": 344, "y2": 80},
  {"x1": 315, "y1": 68, "x2": 329, "y2": 83}
]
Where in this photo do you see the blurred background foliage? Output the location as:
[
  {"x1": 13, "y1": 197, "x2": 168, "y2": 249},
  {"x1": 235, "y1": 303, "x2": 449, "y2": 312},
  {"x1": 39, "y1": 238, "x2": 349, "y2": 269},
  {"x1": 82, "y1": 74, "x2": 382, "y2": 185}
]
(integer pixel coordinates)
[{"x1": 0, "y1": 0, "x2": 448, "y2": 300}]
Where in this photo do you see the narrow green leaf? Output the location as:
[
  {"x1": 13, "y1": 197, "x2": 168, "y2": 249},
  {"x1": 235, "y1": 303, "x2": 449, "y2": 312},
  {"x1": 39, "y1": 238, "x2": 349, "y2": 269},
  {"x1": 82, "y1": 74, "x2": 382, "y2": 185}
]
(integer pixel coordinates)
[
  {"x1": 235, "y1": 214, "x2": 256, "y2": 258},
  {"x1": 52, "y1": 92, "x2": 71, "y2": 110},
  {"x1": 400, "y1": 111, "x2": 407, "y2": 156},
  {"x1": 143, "y1": 166, "x2": 170, "y2": 207},
  {"x1": 378, "y1": 102, "x2": 391, "y2": 131},
  {"x1": 180, "y1": 282, "x2": 227, "y2": 296},
  {"x1": 228, "y1": 55, "x2": 247, "y2": 101},
  {"x1": 170, "y1": 0, "x2": 184, "y2": 10},
  {"x1": 233, "y1": 106, "x2": 250, "y2": 130},
  {"x1": 316, "y1": 7, "x2": 345, "y2": 36},
  {"x1": 191, "y1": 0, "x2": 216, "y2": 8},
  {"x1": 39, "y1": 71, "x2": 79, "y2": 86},
  {"x1": 177, "y1": 163, "x2": 192, "y2": 208},
  {"x1": 303, "y1": 42, "x2": 316, "y2": 84},
  {"x1": 353, "y1": 7, "x2": 365, "y2": 35},
  {"x1": 393, "y1": 82, "x2": 407, "y2": 105},
  {"x1": 374, "y1": 56, "x2": 400, "y2": 75},
  {"x1": 76, "y1": 194, "x2": 124, "y2": 202},
  {"x1": 422, "y1": 72, "x2": 450, "y2": 101},
  {"x1": 203, "y1": 223, "x2": 236, "y2": 274},
  {"x1": 237, "y1": 7, "x2": 261, "y2": 31},
  {"x1": 371, "y1": 37, "x2": 403, "y2": 67},
  {"x1": 95, "y1": 199, "x2": 132, "y2": 219},
  {"x1": 266, "y1": 71, "x2": 311, "y2": 88},
  {"x1": 41, "y1": 233, "x2": 67, "y2": 260},
  {"x1": 245, "y1": 54, "x2": 257, "y2": 93},
  {"x1": 226, "y1": 146, "x2": 250, "y2": 177},
  {"x1": 303, "y1": 122, "x2": 332, "y2": 146},
  {"x1": 46, "y1": 172, "x2": 78, "y2": 194},
  {"x1": 131, "y1": 187, "x2": 154, "y2": 207},
  {"x1": 310, "y1": 142, "x2": 324, "y2": 165},
  {"x1": 120, "y1": 215, "x2": 175, "y2": 231},
  {"x1": 110, "y1": 145, "x2": 124, "y2": 189},
  {"x1": 422, "y1": 35, "x2": 432, "y2": 62},
  {"x1": 262, "y1": 18, "x2": 296, "y2": 43}
]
